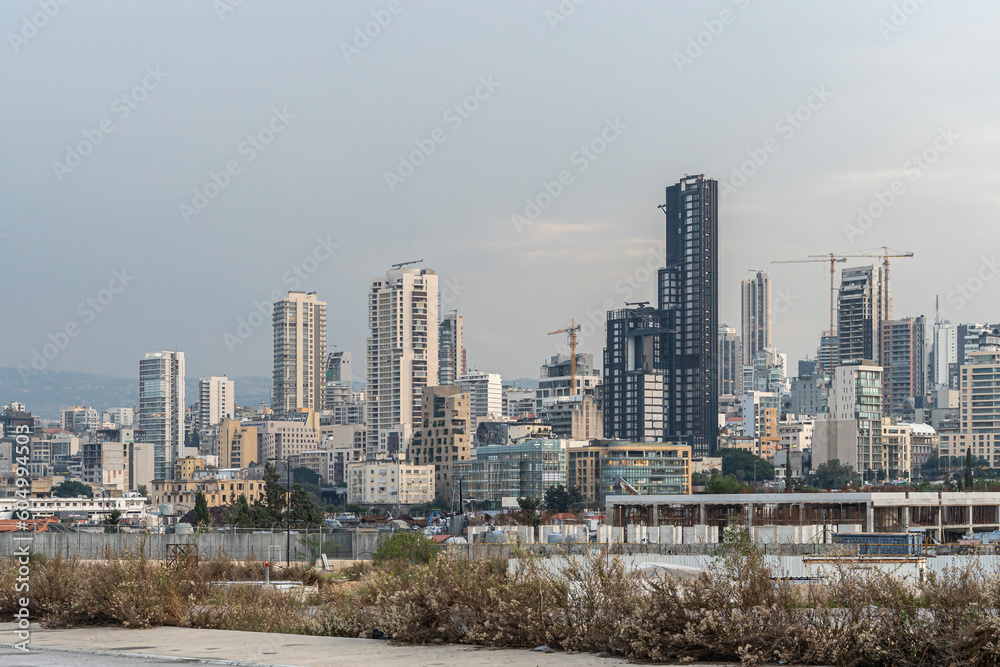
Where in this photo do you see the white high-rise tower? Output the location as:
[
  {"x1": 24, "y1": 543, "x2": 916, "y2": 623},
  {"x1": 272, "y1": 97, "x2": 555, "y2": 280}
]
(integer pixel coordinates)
[
  {"x1": 367, "y1": 266, "x2": 439, "y2": 448},
  {"x1": 272, "y1": 291, "x2": 327, "y2": 413},
  {"x1": 139, "y1": 350, "x2": 185, "y2": 480}
]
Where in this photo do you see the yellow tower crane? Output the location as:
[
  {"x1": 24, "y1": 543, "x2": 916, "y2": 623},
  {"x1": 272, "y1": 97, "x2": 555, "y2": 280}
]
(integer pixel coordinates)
[{"x1": 548, "y1": 320, "x2": 582, "y2": 395}]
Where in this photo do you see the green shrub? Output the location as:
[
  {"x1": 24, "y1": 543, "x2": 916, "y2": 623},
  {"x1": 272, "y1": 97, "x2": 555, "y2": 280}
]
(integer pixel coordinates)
[{"x1": 371, "y1": 531, "x2": 438, "y2": 567}]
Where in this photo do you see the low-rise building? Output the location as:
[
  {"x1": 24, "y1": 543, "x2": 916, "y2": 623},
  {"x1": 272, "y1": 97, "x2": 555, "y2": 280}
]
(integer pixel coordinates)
[
  {"x1": 346, "y1": 460, "x2": 435, "y2": 506},
  {"x1": 597, "y1": 443, "x2": 691, "y2": 499},
  {"x1": 0, "y1": 493, "x2": 147, "y2": 522},
  {"x1": 150, "y1": 471, "x2": 266, "y2": 514},
  {"x1": 457, "y1": 438, "x2": 575, "y2": 504}
]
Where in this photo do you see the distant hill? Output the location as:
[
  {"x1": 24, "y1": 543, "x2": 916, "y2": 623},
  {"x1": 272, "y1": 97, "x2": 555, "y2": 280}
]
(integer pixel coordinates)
[
  {"x1": 0, "y1": 368, "x2": 273, "y2": 420},
  {"x1": 511, "y1": 377, "x2": 539, "y2": 390}
]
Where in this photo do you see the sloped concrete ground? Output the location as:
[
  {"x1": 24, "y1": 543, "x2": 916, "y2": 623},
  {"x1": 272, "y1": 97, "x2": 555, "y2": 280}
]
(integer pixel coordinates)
[{"x1": 1, "y1": 624, "x2": 633, "y2": 666}]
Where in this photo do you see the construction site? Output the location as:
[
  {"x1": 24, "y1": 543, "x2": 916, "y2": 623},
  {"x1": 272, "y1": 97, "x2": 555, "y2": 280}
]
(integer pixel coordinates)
[{"x1": 605, "y1": 490, "x2": 1000, "y2": 544}]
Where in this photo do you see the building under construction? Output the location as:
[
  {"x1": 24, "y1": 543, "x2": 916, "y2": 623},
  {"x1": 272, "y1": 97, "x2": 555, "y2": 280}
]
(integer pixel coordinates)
[{"x1": 606, "y1": 491, "x2": 1000, "y2": 543}]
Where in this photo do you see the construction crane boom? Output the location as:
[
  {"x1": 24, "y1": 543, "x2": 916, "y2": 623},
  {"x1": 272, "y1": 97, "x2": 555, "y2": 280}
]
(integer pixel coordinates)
[
  {"x1": 548, "y1": 320, "x2": 582, "y2": 395},
  {"x1": 391, "y1": 259, "x2": 424, "y2": 269},
  {"x1": 823, "y1": 247, "x2": 914, "y2": 323},
  {"x1": 772, "y1": 254, "x2": 847, "y2": 374}
]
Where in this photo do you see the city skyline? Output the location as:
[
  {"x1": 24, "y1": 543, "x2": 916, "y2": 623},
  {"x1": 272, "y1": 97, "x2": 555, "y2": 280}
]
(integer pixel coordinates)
[{"x1": 3, "y1": 3, "x2": 998, "y2": 388}]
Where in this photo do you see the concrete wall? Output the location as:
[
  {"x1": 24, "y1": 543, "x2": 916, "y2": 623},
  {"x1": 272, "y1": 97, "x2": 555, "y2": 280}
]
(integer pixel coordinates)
[{"x1": 0, "y1": 530, "x2": 353, "y2": 562}]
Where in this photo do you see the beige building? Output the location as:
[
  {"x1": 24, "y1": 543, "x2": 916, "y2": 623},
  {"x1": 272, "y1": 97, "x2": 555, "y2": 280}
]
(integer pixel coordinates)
[
  {"x1": 778, "y1": 419, "x2": 814, "y2": 453},
  {"x1": 367, "y1": 267, "x2": 439, "y2": 446},
  {"x1": 346, "y1": 460, "x2": 435, "y2": 506},
  {"x1": 408, "y1": 386, "x2": 471, "y2": 501},
  {"x1": 173, "y1": 456, "x2": 206, "y2": 480},
  {"x1": 881, "y1": 420, "x2": 913, "y2": 480},
  {"x1": 273, "y1": 291, "x2": 327, "y2": 413},
  {"x1": 150, "y1": 472, "x2": 266, "y2": 513},
  {"x1": 217, "y1": 420, "x2": 259, "y2": 469}
]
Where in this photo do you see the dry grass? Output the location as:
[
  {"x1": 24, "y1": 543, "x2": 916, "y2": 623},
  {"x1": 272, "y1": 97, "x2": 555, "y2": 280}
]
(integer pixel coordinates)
[{"x1": 8, "y1": 528, "x2": 1000, "y2": 665}]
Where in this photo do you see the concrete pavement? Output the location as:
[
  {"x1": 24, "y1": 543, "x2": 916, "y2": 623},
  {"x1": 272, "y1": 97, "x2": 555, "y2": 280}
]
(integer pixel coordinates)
[{"x1": 1, "y1": 624, "x2": 632, "y2": 667}]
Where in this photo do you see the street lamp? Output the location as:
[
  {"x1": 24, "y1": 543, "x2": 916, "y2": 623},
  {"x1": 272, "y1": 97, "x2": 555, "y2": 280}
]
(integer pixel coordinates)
[{"x1": 267, "y1": 457, "x2": 291, "y2": 568}]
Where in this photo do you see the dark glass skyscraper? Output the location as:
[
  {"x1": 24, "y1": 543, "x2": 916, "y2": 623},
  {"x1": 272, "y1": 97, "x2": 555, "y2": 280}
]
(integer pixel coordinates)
[
  {"x1": 603, "y1": 306, "x2": 672, "y2": 442},
  {"x1": 658, "y1": 175, "x2": 719, "y2": 456}
]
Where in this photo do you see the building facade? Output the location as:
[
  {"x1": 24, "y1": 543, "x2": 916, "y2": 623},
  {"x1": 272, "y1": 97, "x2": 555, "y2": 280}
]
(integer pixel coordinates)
[
  {"x1": 438, "y1": 312, "x2": 465, "y2": 386},
  {"x1": 346, "y1": 460, "x2": 435, "y2": 505},
  {"x1": 455, "y1": 438, "x2": 572, "y2": 504},
  {"x1": 812, "y1": 361, "x2": 884, "y2": 475},
  {"x1": 603, "y1": 305, "x2": 670, "y2": 443},
  {"x1": 198, "y1": 376, "x2": 234, "y2": 431},
  {"x1": 741, "y1": 271, "x2": 771, "y2": 366},
  {"x1": 459, "y1": 370, "x2": 503, "y2": 427},
  {"x1": 718, "y1": 325, "x2": 742, "y2": 397},
  {"x1": 658, "y1": 174, "x2": 719, "y2": 456},
  {"x1": 139, "y1": 350, "x2": 185, "y2": 481},
  {"x1": 367, "y1": 267, "x2": 440, "y2": 446},
  {"x1": 408, "y1": 386, "x2": 471, "y2": 502},
  {"x1": 940, "y1": 350, "x2": 1000, "y2": 469},
  {"x1": 838, "y1": 265, "x2": 888, "y2": 365},
  {"x1": 881, "y1": 316, "x2": 925, "y2": 416},
  {"x1": 272, "y1": 291, "x2": 327, "y2": 413},
  {"x1": 217, "y1": 420, "x2": 259, "y2": 469}
]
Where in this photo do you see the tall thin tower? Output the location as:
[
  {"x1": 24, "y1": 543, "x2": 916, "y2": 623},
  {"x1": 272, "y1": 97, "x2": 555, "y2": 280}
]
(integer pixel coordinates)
[
  {"x1": 741, "y1": 271, "x2": 771, "y2": 366},
  {"x1": 139, "y1": 350, "x2": 185, "y2": 480},
  {"x1": 657, "y1": 174, "x2": 719, "y2": 456},
  {"x1": 367, "y1": 265, "x2": 440, "y2": 446},
  {"x1": 272, "y1": 291, "x2": 327, "y2": 413}
]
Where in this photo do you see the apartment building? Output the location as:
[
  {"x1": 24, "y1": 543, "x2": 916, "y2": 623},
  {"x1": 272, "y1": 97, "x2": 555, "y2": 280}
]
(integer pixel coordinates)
[
  {"x1": 346, "y1": 460, "x2": 435, "y2": 505},
  {"x1": 273, "y1": 291, "x2": 327, "y2": 413},
  {"x1": 408, "y1": 386, "x2": 471, "y2": 502}
]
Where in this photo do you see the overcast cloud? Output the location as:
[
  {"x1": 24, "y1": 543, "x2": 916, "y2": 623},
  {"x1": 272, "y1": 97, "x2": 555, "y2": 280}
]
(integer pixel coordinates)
[{"x1": 2, "y1": 1, "x2": 998, "y2": 385}]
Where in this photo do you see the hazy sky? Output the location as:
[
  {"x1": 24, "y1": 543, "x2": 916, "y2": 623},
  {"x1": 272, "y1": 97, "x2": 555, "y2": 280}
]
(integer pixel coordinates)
[{"x1": 2, "y1": 1, "x2": 999, "y2": 387}]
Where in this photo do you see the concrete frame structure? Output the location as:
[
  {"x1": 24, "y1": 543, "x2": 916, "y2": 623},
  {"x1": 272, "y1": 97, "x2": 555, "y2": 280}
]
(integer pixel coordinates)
[{"x1": 606, "y1": 491, "x2": 1000, "y2": 542}]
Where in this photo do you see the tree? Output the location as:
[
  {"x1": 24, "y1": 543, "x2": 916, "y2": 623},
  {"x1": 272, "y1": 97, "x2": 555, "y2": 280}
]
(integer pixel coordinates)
[
  {"x1": 517, "y1": 496, "x2": 541, "y2": 527},
  {"x1": 185, "y1": 429, "x2": 200, "y2": 449},
  {"x1": 194, "y1": 491, "x2": 211, "y2": 528},
  {"x1": 810, "y1": 459, "x2": 860, "y2": 490},
  {"x1": 691, "y1": 471, "x2": 711, "y2": 487},
  {"x1": 288, "y1": 483, "x2": 325, "y2": 527},
  {"x1": 292, "y1": 466, "x2": 321, "y2": 486},
  {"x1": 705, "y1": 474, "x2": 746, "y2": 494},
  {"x1": 542, "y1": 484, "x2": 584, "y2": 513},
  {"x1": 718, "y1": 448, "x2": 775, "y2": 482},
  {"x1": 104, "y1": 509, "x2": 122, "y2": 533},
  {"x1": 225, "y1": 494, "x2": 253, "y2": 528},
  {"x1": 262, "y1": 463, "x2": 286, "y2": 522},
  {"x1": 52, "y1": 481, "x2": 93, "y2": 498},
  {"x1": 137, "y1": 484, "x2": 148, "y2": 497}
]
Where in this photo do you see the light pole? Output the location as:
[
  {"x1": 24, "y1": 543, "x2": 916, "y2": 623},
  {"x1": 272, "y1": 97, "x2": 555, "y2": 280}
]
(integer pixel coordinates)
[{"x1": 267, "y1": 457, "x2": 291, "y2": 568}]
